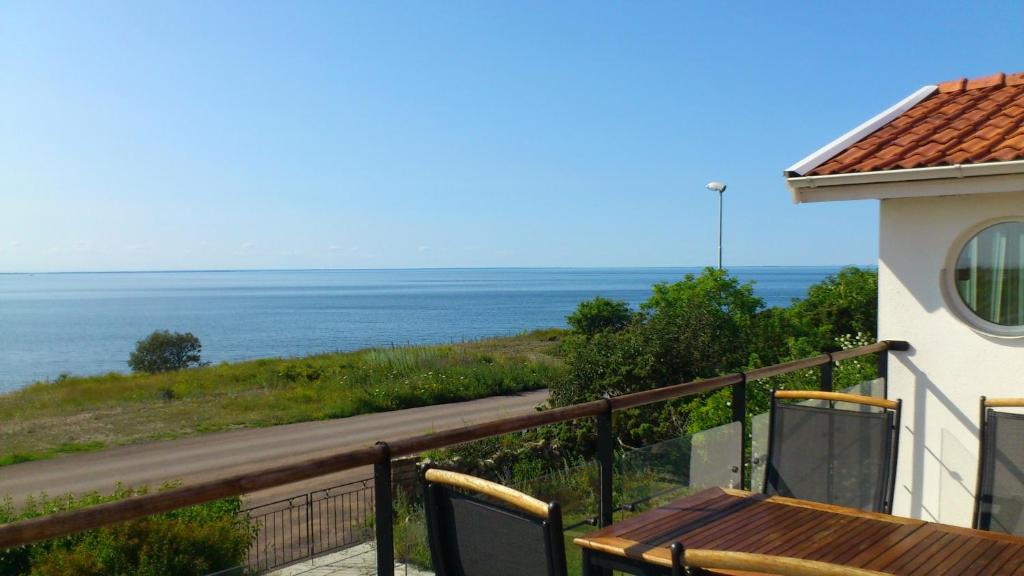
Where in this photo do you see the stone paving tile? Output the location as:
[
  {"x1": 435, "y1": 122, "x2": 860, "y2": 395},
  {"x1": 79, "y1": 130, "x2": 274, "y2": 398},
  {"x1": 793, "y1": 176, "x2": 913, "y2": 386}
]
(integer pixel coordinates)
[{"x1": 267, "y1": 543, "x2": 433, "y2": 576}]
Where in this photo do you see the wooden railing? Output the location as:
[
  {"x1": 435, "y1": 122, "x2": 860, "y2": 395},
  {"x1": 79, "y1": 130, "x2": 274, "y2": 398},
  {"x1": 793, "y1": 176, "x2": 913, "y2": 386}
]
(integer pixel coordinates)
[{"x1": 0, "y1": 340, "x2": 909, "y2": 575}]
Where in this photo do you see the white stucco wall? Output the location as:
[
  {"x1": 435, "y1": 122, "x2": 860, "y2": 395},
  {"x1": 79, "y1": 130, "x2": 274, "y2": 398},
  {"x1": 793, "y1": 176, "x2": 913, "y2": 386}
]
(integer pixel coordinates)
[{"x1": 880, "y1": 190, "x2": 1024, "y2": 526}]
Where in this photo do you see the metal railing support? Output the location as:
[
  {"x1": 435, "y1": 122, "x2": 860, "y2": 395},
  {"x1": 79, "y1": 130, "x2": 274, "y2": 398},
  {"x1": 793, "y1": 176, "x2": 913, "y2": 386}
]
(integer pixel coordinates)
[
  {"x1": 731, "y1": 374, "x2": 747, "y2": 490},
  {"x1": 596, "y1": 399, "x2": 614, "y2": 527},
  {"x1": 374, "y1": 442, "x2": 394, "y2": 576},
  {"x1": 305, "y1": 493, "x2": 314, "y2": 559},
  {"x1": 819, "y1": 354, "x2": 834, "y2": 392}
]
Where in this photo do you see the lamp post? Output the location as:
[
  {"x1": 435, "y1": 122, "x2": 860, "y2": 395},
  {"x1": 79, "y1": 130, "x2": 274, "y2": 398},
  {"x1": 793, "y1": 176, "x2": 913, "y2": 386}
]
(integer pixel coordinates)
[{"x1": 706, "y1": 181, "x2": 727, "y2": 269}]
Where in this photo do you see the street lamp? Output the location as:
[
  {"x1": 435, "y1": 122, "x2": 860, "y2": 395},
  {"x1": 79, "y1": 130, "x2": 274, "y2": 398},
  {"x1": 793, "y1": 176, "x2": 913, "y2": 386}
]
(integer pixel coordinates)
[{"x1": 705, "y1": 181, "x2": 727, "y2": 269}]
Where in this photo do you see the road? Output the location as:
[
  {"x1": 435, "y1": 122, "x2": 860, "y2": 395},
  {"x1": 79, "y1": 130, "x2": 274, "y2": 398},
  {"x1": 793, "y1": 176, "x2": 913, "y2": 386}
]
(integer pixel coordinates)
[{"x1": 0, "y1": 389, "x2": 548, "y2": 508}]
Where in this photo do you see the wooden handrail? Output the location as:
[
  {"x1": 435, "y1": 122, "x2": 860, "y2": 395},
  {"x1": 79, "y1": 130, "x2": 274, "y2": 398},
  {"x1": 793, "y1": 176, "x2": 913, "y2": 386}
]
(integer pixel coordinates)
[
  {"x1": 0, "y1": 340, "x2": 906, "y2": 550},
  {"x1": 424, "y1": 468, "x2": 550, "y2": 518},
  {"x1": 774, "y1": 390, "x2": 900, "y2": 410}
]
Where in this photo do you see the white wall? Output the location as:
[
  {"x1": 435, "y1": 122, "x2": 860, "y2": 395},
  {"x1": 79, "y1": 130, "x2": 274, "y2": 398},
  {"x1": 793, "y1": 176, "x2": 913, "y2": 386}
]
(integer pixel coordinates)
[{"x1": 880, "y1": 190, "x2": 1024, "y2": 525}]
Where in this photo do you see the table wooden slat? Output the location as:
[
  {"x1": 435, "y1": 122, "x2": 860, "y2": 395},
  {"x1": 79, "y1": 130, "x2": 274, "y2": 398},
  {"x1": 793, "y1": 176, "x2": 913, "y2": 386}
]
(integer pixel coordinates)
[{"x1": 573, "y1": 487, "x2": 1024, "y2": 576}]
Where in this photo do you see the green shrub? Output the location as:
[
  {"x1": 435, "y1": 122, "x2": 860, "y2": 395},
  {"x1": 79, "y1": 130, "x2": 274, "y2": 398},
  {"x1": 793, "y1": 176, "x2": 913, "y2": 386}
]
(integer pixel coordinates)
[
  {"x1": 0, "y1": 485, "x2": 253, "y2": 576},
  {"x1": 554, "y1": 266, "x2": 880, "y2": 450},
  {"x1": 566, "y1": 297, "x2": 633, "y2": 336},
  {"x1": 128, "y1": 331, "x2": 204, "y2": 374}
]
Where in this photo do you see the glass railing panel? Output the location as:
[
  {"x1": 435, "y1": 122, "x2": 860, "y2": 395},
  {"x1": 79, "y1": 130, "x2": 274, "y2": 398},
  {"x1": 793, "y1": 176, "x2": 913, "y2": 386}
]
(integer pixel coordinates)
[
  {"x1": 514, "y1": 459, "x2": 601, "y2": 530},
  {"x1": 750, "y1": 410, "x2": 770, "y2": 493},
  {"x1": 619, "y1": 421, "x2": 741, "y2": 520}
]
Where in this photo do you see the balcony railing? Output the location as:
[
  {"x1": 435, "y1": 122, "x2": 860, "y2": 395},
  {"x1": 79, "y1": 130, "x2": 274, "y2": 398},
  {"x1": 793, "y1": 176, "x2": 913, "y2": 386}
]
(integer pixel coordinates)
[{"x1": 0, "y1": 339, "x2": 909, "y2": 574}]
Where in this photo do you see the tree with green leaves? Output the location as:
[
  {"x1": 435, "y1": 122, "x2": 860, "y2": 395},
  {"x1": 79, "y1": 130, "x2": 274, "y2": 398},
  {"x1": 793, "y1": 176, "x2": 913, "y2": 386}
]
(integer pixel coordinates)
[
  {"x1": 128, "y1": 330, "x2": 204, "y2": 373},
  {"x1": 566, "y1": 296, "x2": 632, "y2": 337}
]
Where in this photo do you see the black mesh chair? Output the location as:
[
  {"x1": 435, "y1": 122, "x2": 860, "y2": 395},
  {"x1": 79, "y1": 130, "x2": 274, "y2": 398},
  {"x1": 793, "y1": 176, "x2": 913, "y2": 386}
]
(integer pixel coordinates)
[
  {"x1": 763, "y1": 390, "x2": 901, "y2": 513},
  {"x1": 421, "y1": 467, "x2": 567, "y2": 576},
  {"x1": 974, "y1": 397, "x2": 1024, "y2": 535}
]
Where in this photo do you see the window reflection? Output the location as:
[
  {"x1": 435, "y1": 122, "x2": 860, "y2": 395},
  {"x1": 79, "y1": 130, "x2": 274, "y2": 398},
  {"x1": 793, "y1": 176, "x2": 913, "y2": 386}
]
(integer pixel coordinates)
[{"x1": 955, "y1": 221, "x2": 1024, "y2": 327}]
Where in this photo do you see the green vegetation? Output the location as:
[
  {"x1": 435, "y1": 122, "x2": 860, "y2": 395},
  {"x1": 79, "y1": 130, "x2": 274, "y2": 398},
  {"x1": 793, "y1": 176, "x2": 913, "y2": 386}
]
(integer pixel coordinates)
[
  {"x1": 377, "y1": 267, "x2": 880, "y2": 574},
  {"x1": 553, "y1": 266, "x2": 879, "y2": 449},
  {"x1": 0, "y1": 329, "x2": 567, "y2": 466},
  {"x1": 426, "y1": 266, "x2": 880, "y2": 486},
  {"x1": 128, "y1": 330, "x2": 205, "y2": 374},
  {"x1": 0, "y1": 485, "x2": 252, "y2": 575}
]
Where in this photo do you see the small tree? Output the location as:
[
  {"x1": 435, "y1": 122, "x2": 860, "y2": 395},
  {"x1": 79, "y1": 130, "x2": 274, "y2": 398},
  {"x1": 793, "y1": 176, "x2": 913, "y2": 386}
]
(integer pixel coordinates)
[
  {"x1": 128, "y1": 330, "x2": 203, "y2": 373},
  {"x1": 566, "y1": 297, "x2": 632, "y2": 336}
]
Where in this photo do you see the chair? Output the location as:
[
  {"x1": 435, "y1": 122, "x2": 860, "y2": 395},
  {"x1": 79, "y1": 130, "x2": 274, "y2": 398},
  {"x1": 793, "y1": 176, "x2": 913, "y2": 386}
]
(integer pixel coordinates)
[
  {"x1": 421, "y1": 467, "x2": 567, "y2": 576},
  {"x1": 664, "y1": 544, "x2": 893, "y2": 576},
  {"x1": 763, "y1": 390, "x2": 901, "y2": 513},
  {"x1": 973, "y1": 397, "x2": 1024, "y2": 535}
]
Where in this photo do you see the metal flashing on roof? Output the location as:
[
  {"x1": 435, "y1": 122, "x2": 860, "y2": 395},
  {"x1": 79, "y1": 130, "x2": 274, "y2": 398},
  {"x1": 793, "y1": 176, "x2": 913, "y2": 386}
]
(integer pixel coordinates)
[{"x1": 785, "y1": 85, "x2": 938, "y2": 177}]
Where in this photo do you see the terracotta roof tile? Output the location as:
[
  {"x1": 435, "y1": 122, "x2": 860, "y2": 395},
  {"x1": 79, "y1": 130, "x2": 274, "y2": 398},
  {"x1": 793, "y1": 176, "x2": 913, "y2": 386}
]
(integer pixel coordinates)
[{"x1": 807, "y1": 72, "x2": 1024, "y2": 175}]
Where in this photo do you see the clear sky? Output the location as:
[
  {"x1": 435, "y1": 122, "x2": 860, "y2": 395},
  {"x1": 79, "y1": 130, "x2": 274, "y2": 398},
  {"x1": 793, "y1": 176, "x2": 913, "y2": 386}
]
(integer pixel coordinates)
[{"x1": 1, "y1": 1, "x2": 1021, "y2": 272}]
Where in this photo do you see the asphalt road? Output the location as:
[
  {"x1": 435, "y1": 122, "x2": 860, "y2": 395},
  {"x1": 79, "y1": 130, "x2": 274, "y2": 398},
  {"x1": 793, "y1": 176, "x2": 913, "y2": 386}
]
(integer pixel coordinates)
[{"x1": 0, "y1": 389, "x2": 549, "y2": 508}]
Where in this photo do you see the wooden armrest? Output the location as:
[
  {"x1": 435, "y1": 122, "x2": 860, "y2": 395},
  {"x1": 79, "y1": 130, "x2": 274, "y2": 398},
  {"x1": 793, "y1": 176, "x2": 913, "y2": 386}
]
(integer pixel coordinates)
[
  {"x1": 985, "y1": 397, "x2": 1024, "y2": 408},
  {"x1": 647, "y1": 548, "x2": 894, "y2": 576},
  {"x1": 774, "y1": 390, "x2": 898, "y2": 410},
  {"x1": 423, "y1": 468, "x2": 549, "y2": 518}
]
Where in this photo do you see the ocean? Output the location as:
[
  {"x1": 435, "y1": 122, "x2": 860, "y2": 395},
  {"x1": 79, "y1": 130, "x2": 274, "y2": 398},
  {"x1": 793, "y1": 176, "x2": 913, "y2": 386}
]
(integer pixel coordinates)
[{"x1": 0, "y1": 267, "x2": 844, "y2": 392}]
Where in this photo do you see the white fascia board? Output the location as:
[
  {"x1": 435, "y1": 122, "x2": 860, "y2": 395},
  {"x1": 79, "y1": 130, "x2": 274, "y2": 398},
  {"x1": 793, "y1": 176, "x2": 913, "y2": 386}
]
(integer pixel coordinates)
[
  {"x1": 785, "y1": 85, "x2": 938, "y2": 177},
  {"x1": 790, "y1": 169, "x2": 1024, "y2": 204}
]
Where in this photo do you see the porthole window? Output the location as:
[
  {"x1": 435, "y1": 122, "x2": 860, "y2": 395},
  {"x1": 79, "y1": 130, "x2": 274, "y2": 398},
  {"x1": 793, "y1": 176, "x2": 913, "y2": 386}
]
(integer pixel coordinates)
[{"x1": 947, "y1": 220, "x2": 1024, "y2": 337}]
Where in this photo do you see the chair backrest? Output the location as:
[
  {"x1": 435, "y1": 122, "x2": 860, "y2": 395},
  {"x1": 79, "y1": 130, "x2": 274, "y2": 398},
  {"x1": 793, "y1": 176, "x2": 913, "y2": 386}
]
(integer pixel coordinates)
[
  {"x1": 421, "y1": 467, "x2": 566, "y2": 576},
  {"x1": 665, "y1": 544, "x2": 894, "y2": 576},
  {"x1": 764, "y1": 390, "x2": 901, "y2": 513},
  {"x1": 974, "y1": 397, "x2": 1024, "y2": 535}
]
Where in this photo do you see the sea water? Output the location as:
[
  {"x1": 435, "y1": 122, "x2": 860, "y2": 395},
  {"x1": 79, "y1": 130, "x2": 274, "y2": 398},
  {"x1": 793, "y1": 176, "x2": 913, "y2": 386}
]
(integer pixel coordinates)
[{"x1": 0, "y1": 267, "x2": 844, "y2": 391}]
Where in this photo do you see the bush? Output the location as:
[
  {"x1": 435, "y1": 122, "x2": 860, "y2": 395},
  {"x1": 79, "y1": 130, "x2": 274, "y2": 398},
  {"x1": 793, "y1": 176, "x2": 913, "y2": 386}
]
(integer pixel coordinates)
[
  {"x1": 566, "y1": 297, "x2": 632, "y2": 336},
  {"x1": 553, "y1": 266, "x2": 879, "y2": 449},
  {"x1": 0, "y1": 485, "x2": 253, "y2": 576},
  {"x1": 128, "y1": 331, "x2": 203, "y2": 373},
  {"x1": 788, "y1": 266, "x2": 878, "y2": 353}
]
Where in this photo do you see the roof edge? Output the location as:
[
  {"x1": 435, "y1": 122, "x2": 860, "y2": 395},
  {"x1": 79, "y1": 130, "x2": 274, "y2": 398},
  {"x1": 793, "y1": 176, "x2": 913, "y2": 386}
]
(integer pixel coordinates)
[
  {"x1": 786, "y1": 159, "x2": 1024, "y2": 203},
  {"x1": 784, "y1": 85, "x2": 937, "y2": 177}
]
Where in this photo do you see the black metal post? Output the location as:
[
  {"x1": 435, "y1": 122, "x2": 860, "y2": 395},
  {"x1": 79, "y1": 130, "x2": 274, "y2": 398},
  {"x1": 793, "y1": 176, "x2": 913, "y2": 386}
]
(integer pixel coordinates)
[
  {"x1": 731, "y1": 375, "x2": 746, "y2": 490},
  {"x1": 374, "y1": 442, "x2": 394, "y2": 576},
  {"x1": 306, "y1": 492, "x2": 314, "y2": 559},
  {"x1": 596, "y1": 399, "x2": 614, "y2": 528},
  {"x1": 820, "y1": 355, "x2": 833, "y2": 392}
]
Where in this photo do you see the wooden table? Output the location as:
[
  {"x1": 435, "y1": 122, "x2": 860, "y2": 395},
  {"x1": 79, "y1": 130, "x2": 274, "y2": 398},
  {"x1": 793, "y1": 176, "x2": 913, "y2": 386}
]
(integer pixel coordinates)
[{"x1": 574, "y1": 487, "x2": 1024, "y2": 575}]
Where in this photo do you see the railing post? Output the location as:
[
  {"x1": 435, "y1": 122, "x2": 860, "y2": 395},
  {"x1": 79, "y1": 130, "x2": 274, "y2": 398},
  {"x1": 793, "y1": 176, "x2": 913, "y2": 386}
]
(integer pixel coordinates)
[
  {"x1": 374, "y1": 442, "x2": 394, "y2": 576},
  {"x1": 820, "y1": 354, "x2": 833, "y2": 392},
  {"x1": 596, "y1": 399, "x2": 614, "y2": 528},
  {"x1": 306, "y1": 492, "x2": 314, "y2": 560},
  {"x1": 731, "y1": 375, "x2": 746, "y2": 490}
]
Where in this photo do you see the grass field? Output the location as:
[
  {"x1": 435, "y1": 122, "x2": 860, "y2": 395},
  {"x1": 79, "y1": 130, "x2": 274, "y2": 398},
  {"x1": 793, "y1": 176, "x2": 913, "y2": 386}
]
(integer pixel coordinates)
[{"x1": 0, "y1": 329, "x2": 567, "y2": 466}]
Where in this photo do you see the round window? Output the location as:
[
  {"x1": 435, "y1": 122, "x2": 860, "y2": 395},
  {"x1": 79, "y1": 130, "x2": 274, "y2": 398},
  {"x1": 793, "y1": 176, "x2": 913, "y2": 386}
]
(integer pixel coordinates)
[{"x1": 949, "y1": 220, "x2": 1024, "y2": 336}]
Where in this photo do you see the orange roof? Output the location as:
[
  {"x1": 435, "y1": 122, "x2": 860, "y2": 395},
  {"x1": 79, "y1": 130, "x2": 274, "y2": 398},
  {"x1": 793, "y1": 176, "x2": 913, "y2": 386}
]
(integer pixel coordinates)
[{"x1": 800, "y1": 72, "x2": 1024, "y2": 177}]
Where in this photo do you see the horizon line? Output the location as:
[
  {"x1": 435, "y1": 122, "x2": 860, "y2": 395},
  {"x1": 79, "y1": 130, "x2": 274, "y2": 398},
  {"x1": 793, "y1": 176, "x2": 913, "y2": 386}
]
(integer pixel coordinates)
[{"x1": 0, "y1": 263, "x2": 877, "y2": 275}]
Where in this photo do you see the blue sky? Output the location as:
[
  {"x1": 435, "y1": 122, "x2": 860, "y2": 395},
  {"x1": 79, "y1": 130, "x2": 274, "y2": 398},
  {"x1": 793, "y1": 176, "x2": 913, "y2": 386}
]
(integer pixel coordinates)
[{"x1": 1, "y1": 1, "x2": 1021, "y2": 272}]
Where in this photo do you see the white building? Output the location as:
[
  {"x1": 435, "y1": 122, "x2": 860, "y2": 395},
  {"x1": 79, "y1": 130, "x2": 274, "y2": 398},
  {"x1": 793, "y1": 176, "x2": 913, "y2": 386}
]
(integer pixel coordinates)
[{"x1": 785, "y1": 71, "x2": 1024, "y2": 526}]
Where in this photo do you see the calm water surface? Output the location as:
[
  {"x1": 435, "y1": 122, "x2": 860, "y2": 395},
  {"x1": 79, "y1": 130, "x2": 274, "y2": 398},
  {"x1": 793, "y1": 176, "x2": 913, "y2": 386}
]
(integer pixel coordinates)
[{"x1": 0, "y1": 267, "x2": 843, "y2": 391}]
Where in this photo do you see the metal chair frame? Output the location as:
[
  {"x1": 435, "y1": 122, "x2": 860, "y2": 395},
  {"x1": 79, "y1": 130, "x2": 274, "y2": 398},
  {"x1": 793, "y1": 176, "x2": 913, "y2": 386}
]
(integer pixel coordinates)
[
  {"x1": 421, "y1": 466, "x2": 567, "y2": 576},
  {"x1": 973, "y1": 396, "x2": 1024, "y2": 532},
  {"x1": 763, "y1": 390, "x2": 901, "y2": 513}
]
